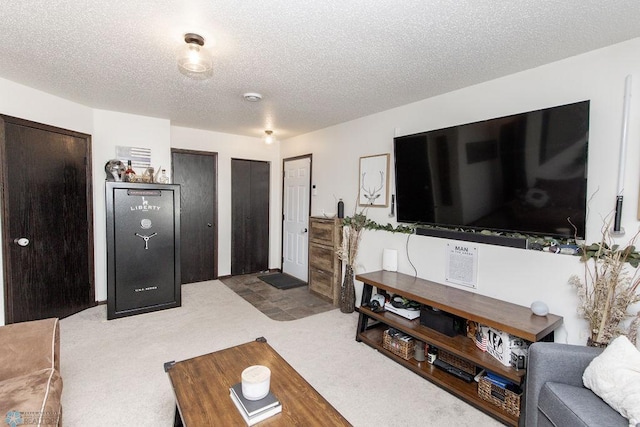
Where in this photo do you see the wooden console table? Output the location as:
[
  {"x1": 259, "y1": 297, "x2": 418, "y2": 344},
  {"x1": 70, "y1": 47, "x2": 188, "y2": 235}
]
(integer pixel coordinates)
[
  {"x1": 165, "y1": 338, "x2": 350, "y2": 426},
  {"x1": 355, "y1": 270, "x2": 563, "y2": 426}
]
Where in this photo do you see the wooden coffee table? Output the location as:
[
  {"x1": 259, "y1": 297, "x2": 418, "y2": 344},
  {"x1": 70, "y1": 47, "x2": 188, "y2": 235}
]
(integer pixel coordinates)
[{"x1": 165, "y1": 338, "x2": 351, "y2": 426}]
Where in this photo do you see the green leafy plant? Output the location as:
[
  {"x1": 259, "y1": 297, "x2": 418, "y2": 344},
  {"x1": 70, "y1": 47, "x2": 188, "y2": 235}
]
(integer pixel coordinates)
[
  {"x1": 360, "y1": 218, "x2": 415, "y2": 234},
  {"x1": 580, "y1": 241, "x2": 640, "y2": 268},
  {"x1": 338, "y1": 214, "x2": 415, "y2": 263}
]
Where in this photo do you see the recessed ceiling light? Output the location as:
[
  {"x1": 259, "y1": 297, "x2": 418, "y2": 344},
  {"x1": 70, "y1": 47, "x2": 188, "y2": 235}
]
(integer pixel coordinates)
[{"x1": 243, "y1": 92, "x2": 263, "y2": 102}]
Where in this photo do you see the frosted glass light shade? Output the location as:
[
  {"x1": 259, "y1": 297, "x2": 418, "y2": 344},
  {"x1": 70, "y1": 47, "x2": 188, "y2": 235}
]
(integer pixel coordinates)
[
  {"x1": 264, "y1": 130, "x2": 276, "y2": 145},
  {"x1": 177, "y1": 33, "x2": 212, "y2": 78}
]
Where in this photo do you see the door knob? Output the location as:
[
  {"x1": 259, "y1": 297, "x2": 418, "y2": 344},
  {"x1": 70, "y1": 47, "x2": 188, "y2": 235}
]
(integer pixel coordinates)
[
  {"x1": 14, "y1": 237, "x2": 29, "y2": 247},
  {"x1": 207, "y1": 223, "x2": 213, "y2": 227},
  {"x1": 301, "y1": 228, "x2": 308, "y2": 233}
]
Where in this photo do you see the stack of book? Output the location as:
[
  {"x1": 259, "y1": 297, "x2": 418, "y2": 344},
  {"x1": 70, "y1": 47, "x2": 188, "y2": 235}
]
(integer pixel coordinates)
[
  {"x1": 483, "y1": 372, "x2": 522, "y2": 394},
  {"x1": 229, "y1": 383, "x2": 282, "y2": 426}
]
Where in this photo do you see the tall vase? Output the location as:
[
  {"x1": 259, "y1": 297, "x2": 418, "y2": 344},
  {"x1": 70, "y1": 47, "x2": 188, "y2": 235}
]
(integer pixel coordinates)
[{"x1": 340, "y1": 264, "x2": 356, "y2": 313}]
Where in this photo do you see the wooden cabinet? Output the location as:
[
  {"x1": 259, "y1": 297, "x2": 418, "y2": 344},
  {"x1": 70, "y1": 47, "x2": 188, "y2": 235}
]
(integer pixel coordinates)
[
  {"x1": 355, "y1": 270, "x2": 563, "y2": 426},
  {"x1": 308, "y1": 217, "x2": 342, "y2": 305}
]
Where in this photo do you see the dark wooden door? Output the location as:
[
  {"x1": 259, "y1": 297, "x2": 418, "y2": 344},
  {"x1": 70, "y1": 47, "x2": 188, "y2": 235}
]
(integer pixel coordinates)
[
  {"x1": 172, "y1": 149, "x2": 217, "y2": 283},
  {"x1": 0, "y1": 115, "x2": 94, "y2": 324},
  {"x1": 231, "y1": 159, "x2": 269, "y2": 275}
]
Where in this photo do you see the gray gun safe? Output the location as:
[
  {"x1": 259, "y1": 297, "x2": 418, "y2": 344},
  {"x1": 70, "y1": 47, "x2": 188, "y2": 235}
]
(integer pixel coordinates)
[{"x1": 106, "y1": 182, "x2": 181, "y2": 319}]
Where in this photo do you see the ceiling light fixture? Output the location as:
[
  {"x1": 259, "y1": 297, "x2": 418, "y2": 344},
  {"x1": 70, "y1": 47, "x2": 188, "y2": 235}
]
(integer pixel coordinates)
[
  {"x1": 264, "y1": 130, "x2": 276, "y2": 145},
  {"x1": 177, "y1": 33, "x2": 213, "y2": 78},
  {"x1": 243, "y1": 92, "x2": 263, "y2": 102}
]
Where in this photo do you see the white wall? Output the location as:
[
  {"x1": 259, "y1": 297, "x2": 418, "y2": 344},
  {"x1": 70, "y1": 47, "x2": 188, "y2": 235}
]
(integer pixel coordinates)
[
  {"x1": 92, "y1": 109, "x2": 172, "y2": 301},
  {"x1": 281, "y1": 38, "x2": 640, "y2": 345},
  {"x1": 170, "y1": 126, "x2": 281, "y2": 276}
]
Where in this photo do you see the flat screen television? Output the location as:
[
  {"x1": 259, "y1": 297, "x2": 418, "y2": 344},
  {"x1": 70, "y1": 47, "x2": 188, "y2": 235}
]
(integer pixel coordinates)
[{"x1": 393, "y1": 100, "x2": 589, "y2": 240}]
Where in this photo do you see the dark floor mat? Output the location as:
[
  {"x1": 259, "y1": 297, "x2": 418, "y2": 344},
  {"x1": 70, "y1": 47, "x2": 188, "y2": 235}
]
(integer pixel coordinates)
[{"x1": 258, "y1": 273, "x2": 307, "y2": 290}]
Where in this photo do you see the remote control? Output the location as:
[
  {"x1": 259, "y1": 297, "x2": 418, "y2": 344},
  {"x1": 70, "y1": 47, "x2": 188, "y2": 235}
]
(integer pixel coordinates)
[{"x1": 433, "y1": 358, "x2": 475, "y2": 383}]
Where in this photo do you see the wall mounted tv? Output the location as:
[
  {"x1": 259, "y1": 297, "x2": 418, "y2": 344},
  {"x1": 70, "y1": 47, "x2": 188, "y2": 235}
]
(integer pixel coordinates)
[{"x1": 394, "y1": 100, "x2": 589, "y2": 240}]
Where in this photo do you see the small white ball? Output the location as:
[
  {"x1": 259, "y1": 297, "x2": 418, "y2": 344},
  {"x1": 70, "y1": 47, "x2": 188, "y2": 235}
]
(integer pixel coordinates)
[{"x1": 531, "y1": 301, "x2": 549, "y2": 316}]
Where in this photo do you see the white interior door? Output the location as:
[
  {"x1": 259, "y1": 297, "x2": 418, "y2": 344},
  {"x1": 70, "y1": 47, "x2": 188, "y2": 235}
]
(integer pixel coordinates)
[{"x1": 282, "y1": 157, "x2": 311, "y2": 281}]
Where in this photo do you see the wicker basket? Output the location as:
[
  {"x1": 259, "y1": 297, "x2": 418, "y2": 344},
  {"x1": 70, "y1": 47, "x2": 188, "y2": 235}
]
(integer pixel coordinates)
[
  {"x1": 382, "y1": 330, "x2": 415, "y2": 360},
  {"x1": 478, "y1": 376, "x2": 522, "y2": 417},
  {"x1": 439, "y1": 349, "x2": 477, "y2": 375}
]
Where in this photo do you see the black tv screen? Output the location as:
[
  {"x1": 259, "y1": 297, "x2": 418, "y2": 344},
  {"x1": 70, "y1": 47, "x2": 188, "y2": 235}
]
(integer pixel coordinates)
[{"x1": 394, "y1": 100, "x2": 589, "y2": 239}]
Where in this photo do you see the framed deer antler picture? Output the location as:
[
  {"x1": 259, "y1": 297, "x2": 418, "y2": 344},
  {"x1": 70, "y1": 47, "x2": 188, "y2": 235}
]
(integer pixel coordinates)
[{"x1": 359, "y1": 153, "x2": 390, "y2": 207}]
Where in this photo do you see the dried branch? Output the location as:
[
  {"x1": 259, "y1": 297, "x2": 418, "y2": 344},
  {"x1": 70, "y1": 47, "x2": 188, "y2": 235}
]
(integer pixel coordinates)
[{"x1": 569, "y1": 216, "x2": 640, "y2": 345}]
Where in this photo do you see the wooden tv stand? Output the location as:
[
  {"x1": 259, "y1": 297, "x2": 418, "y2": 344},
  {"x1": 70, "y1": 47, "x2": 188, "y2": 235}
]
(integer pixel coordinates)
[{"x1": 355, "y1": 271, "x2": 563, "y2": 426}]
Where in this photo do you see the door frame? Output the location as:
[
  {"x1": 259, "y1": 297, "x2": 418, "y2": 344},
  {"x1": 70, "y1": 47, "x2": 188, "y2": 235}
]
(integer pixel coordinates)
[
  {"x1": 0, "y1": 115, "x2": 95, "y2": 324},
  {"x1": 171, "y1": 148, "x2": 219, "y2": 281},
  {"x1": 281, "y1": 154, "x2": 313, "y2": 273}
]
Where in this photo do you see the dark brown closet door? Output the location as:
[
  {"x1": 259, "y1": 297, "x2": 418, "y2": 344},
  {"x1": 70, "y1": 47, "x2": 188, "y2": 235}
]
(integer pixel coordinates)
[
  {"x1": 231, "y1": 159, "x2": 269, "y2": 275},
  {"x1": 0, "y1": 115, "x2": 94, "y2": 324},
  {"x1": 172, "y1": 149, "x2": 218, "y2": 284}
]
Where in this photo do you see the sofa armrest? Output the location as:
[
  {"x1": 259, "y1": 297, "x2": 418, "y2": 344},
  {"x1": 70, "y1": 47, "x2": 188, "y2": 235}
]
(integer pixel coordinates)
[
  {"x1": 524, "y1": 342, "x2": 603, "y2": 427},
  {"x1": 0, "y1": 318, "x2": 60, "y2": 382}
]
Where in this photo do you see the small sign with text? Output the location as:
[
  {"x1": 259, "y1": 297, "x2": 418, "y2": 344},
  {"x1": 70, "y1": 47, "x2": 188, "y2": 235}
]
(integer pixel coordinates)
[{"x1": 445, "y1": 243, "x2": 478, "y2": 288}]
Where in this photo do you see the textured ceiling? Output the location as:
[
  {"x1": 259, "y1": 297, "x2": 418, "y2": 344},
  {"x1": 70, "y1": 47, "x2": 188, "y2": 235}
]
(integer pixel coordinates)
[{"x1": 0, "y1": 1, "x2": 639, "y2": 139}]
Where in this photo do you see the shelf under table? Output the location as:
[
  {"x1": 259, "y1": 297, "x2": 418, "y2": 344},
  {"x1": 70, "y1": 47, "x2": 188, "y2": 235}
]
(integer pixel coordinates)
[
  {"x1": 358, "y1": 326, "x2": 519, "y2": 426},
  {"x1": 359, "y1": 306, "x2": 525, "y2": 383}
]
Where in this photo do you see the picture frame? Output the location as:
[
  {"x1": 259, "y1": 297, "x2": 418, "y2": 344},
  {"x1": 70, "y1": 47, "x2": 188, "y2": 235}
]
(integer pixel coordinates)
[{"x1": 359, "y1": 153, "x2": 390, "y2": 207}]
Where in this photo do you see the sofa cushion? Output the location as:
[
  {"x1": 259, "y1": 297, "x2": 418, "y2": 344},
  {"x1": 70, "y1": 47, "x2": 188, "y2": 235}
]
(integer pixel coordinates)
[
  {"x1": 0, "y1": 368, "x2": 62, "y2": 426},
  {"x1": 538, "y1": 382, "x2": 627, "y2": 427},
  {"x1": 583, "y1": 335, "x2": 640, "y2": 426},
  {"x1": 0, "y1": 318, "x2": 59, "y2": 382}
]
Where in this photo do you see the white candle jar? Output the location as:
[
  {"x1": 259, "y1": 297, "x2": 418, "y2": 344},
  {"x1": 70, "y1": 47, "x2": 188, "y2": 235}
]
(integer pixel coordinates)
[{"x1": 241, "y1": 365, "x2": 271, "y2": 400}]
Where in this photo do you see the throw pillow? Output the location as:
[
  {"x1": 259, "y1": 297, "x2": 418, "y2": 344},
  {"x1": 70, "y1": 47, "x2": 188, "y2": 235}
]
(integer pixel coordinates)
[{"x1": 583, "y1": 335, "x2": 640, "y2": 427}]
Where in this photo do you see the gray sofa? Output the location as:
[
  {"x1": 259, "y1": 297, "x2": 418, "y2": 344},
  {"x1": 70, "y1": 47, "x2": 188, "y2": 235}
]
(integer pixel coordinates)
[{"x1": 525, "y1": 341, "x2": 628, "y2": 426}]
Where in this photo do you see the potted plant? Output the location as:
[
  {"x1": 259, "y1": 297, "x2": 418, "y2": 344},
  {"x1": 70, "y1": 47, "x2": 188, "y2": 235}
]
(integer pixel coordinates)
[
  {"x1": 569, "y1": 221, "x2": 640, "y2": 347},
  {"x1": 337, "y1": 211, "x2": 367, "y2": 313}
]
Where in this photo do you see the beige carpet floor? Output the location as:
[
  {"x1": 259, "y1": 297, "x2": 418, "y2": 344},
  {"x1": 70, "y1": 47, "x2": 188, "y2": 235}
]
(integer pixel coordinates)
[{"x1": 60, "y1": 280, "x2": 501, "y2": 426}]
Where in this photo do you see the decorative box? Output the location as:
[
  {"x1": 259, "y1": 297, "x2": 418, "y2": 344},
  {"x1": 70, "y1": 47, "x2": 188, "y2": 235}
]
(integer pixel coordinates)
[
  {"x1": 478, "y1": 376, "x2": 522, "y2": 417},
  {"x1": 382, "y1": 329, "x2": 415, "y2": 360},
  {"x1": 439, "y1": 349, "x2": 477, "y2": 375},
  {"x1": 481, "y1": 326, "x2": 529, "y2": 367}
]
